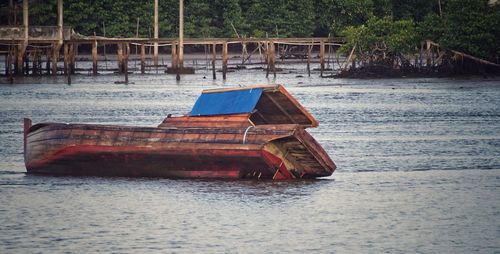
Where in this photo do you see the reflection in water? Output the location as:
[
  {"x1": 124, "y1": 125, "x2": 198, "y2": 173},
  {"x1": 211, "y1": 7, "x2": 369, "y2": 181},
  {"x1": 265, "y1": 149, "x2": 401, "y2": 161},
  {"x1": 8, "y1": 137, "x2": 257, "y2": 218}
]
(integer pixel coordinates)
[
  {"x1": 0, "y1": 74, "x2": 499, "y2": 252},
  {"x1": 0, "y1": 170, "x2": 498, "y2": 253}
]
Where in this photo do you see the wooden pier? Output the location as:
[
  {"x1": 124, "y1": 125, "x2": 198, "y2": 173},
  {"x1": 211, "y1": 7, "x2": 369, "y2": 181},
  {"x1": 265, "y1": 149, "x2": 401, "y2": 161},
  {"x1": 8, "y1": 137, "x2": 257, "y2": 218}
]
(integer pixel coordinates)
[
  {"x1": 0, "y1": 0, "x2": 344, "y2": 82},
  {"x1": 1, "y1": 33, "x2": 344, "y2": 80}
]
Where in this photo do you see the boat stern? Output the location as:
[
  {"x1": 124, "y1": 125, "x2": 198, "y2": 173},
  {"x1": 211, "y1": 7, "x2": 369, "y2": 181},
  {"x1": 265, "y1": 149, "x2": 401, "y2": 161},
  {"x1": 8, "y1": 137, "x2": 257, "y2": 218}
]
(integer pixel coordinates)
[{"x1": 262, "y1": 127, "x2": 336, "y2": 179}]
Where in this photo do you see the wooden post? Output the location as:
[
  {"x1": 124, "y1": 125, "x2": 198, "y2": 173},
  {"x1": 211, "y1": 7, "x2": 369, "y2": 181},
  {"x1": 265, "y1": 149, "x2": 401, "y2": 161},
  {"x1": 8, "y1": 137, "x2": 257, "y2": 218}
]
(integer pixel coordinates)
[
  {"x1": 320, "y1": 40, "x2": 325, "y2": 77},
  {"x1": 8, "y1": 47, "x2": 15, "y2": 83},
  {"x1": 117, "y1": 43, "x2": 123, "y2": 73},
  {"x1": 426, "y1": 40, "x2": 431, "y2": 67},
  {"x1": 33, "y1": 50, "x2": 39, "y2": 75},
  {"x1": 70, "y1": 43, "x2": 76, "y2": 74},
  {"x1": 258, "y1": 42, "x2": 263, "y2": 63},
  {"x1": 51, "y1": 43, "x2": 61, "y2": 75},
  {"x1": 104, "y1": 42, "x2": 108, "y2": 70},
  {"x1": 269, "y1": 40, "x2": 276, "y2": 77},
  {"x1": 38, "y1": 51, "x2": 43, "y2": 75},
  {"x1": 50, "y1": 0, "x2": 63, "y2": 76},
  {"x1": 419, "y1": 41, "x2": 423, "y2": 68},
  {"x1": 24, "y1": 52, "x2": 29, "y2": 75},
  {"x1": 92, "y1": 40, "x2": 98, "y2": 75},
  {"x1": 153, "y1": 0, "x2": 159, "y2": 66},
  {"x1": 57, "y1": 0, "x2": 63, "y2": 41},
  {"x1": 178, "y1": 0, "x2": 184, "y2": 69},
  {"x1": 124, "y1": 43, "x2": 129, "y2": 84},
  {"x1": 5, "y1": 48, "x2": 9, "y2": 76},
  {"x1": 265, "y1": 41, "x2": 270, "y2": 78},
  {"x1": 30, "y1": 50, "x2": 35, "y2": 75},
  {"x1": 45, "y1": 48, "x2": 51, "y2": 74},
  {"x1": 13, "y1": 46, "x2": 18, "y2": 75},
  {"x1": 67, "y1": 66, "x2": 71, "y2": 84},
  {"x1": 212, "y1": 42, "x2": 216, "y2": 79},
  {"x1": 22, "y1": 0, "x2": 28, "y2": 48},
  {"x1": 241, "y1": 43, "x2": 246, "y2": 65},
  {"x1": 140, "y1": 43, "x2": 146, "y2": 74},
  {"x1": 67, "y1": 45, "x2": 71, "y2": 85},
  {"x1": 222, "y1": 41, "x2": 228, "y2": 80},
  {"x1": 171, "y1": 41, "x2": 177, "y2": 69},
  {"x1": 16, "y1": 0, "x2": 28, "y2": 75},
  {"x1": 307, "y1": 44, "x2": 312, "y2": 77},
  {"x1": 63, "y1": 43, "x2": 68, "y2": 75},
  {"x1": 7, "y1": 47, "x2": 12, "y2": 82}
]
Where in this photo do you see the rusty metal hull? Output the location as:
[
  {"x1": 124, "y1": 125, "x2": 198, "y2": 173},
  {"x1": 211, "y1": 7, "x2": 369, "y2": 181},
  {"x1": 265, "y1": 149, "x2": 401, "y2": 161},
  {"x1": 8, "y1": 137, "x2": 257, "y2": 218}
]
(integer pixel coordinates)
[{"x1": 24, "y1": 118, "x2": 335, "y2": 180}]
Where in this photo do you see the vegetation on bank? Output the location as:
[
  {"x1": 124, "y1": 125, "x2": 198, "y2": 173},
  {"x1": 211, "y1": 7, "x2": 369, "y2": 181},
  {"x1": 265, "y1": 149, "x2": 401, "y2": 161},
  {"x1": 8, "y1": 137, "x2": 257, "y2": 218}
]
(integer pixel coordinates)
[
  {"x1": 1, "y1": 0, "x2": 499, "y2": 70},
  {"x1": 340, "y1": 0, "x2": 499, "y2": 66},
  {"x1": 337, "y1": 0, "x2": 500, "y2": 76}
]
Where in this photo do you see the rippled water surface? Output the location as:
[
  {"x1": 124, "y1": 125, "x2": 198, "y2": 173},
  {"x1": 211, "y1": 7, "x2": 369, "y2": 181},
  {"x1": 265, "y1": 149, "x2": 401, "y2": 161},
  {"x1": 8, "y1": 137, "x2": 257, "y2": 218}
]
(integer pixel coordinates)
[{"x1": 1, "y1": 71, "x2": 499, "y2": 253}]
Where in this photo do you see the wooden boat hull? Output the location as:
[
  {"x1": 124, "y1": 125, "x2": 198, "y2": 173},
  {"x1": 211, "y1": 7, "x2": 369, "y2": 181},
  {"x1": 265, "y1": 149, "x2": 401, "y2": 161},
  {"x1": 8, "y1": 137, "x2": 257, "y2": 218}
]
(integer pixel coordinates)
[{"x1": 24, "y1": 118, "x2": 335, "y2": 179}]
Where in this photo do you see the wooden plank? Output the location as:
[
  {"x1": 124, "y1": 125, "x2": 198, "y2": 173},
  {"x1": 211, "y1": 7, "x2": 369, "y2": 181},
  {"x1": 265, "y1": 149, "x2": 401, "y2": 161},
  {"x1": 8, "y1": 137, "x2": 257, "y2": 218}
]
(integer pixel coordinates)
[
  {"x1": 171, "y1": 41, "x2": 177, "y2": 69},
  {"x1": 16, "y1": 43, "x2": 27, "y2": 75},
  {"x1": 117, "y1": 43, "x2": 123, "y2": 73},
  {"x1": 92, "y1": 40, "x2": 98, "y2": 75},
  {"x1": 63, "y1": 43, "x2": 68, "y2": 75},
  {"x1": 70, "y1": 43, "x2": 76, "y2": 74},
  {"x1": 264, "y1": 92, "x2": 297, "y2": 124},
  {"x1": 153, "y1": 0, "x2": 159, "y2": 66},
  {"x1": 140, "y1": 43, "x2": 145, "y2": 74},
  {"x1": 307, "y1": 44, "x2": 312, "y2": 77},
  {"x1": 277, "y1": 85, "x2": 318, "y2": 127},
  {"x1": 178, "y1": 0, "x2": 184, "y2": 68},
  {"x1": 51, "y1": 43, "x2": 61, "y2": 75},
  {"x1": 222, "y1": 41, "x2": 228, "y2": 80},
  {"x1": 212, "y1": 42, "x2": 216, "y2": 79},
  {"x1": 57, "y1": 0, "x2": 63, "y2": 43},
  {"x1": 124, "y1": 43, "x2": 129, "y2": 83},
  {"x1": 270, "y1": 40, "x2": 276, "y2": 77},
  {"x1": 320, "y1": 40, "x2": 325, "y2": 76}
]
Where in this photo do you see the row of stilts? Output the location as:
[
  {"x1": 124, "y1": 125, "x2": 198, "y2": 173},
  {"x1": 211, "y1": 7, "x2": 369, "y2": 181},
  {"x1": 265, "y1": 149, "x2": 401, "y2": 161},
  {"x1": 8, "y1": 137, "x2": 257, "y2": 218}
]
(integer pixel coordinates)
[
  {"x1": 4, "y1": 42, "x2": 75, "y2": 77},
  {"x1": 3, "y1": 39, "x2": 336, "y2": 83}
]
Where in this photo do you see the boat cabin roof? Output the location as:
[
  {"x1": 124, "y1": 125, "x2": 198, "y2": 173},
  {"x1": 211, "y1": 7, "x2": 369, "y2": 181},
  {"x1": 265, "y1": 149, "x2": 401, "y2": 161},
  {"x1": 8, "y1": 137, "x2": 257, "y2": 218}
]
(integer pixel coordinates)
[{"x1": 189, "y1": 85, "x2": 318, "y2": 128}]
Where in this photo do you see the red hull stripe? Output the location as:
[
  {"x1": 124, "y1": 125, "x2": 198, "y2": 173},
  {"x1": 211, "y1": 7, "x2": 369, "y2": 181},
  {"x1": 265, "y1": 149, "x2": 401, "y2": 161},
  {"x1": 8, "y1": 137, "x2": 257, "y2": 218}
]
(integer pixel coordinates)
[{"x1": 261, "y1": 150, "x2": 294, "y2": 180}]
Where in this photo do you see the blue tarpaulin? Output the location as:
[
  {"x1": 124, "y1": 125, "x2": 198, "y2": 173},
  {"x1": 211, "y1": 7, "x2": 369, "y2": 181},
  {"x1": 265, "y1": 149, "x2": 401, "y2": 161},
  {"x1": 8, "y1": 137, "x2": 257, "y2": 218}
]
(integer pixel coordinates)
[{"x1": 190, "y1": 88, "x2": 263, "y2": 116}]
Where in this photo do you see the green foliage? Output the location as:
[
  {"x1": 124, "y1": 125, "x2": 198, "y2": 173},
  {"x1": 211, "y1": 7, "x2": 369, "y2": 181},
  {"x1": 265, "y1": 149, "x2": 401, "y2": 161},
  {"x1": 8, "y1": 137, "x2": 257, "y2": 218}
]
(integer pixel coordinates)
[
  {"x1": 340, "y1": 16, "x2": 417, "y2": 55},
  {"x1": 439, "y1": 0, "x2": 500, "y2": 61},
  {"x1": 416, "y1": 0, "x2": 500, "y2": 62},
  {"x1": 29, "y1": 0, "x2": 57, "y2": 26},
  {"x1": 185, "y1": 0, "x2": 214, "y2": 37},
  {"x1": 5, "y1": 0, "x2": 499, "y2": 62},
  {"x1": 372, "y1": 0, "x2": 391, "y2": 17},
  {"x1": 63, "y1": 1, "x2": 97, "y2": 36},
  {"x1": 246, "y1": 0, "x2": 315, "y2": 37},
  {"x1": 417, "y1": 13, "x2": 445, "y2": 43},
  {"x1": 391, "y1": 0, "x2": 438, "y2": 22},
  {"x1": 213, "y1": 0, "x2": 249, "y2": 38},
  {"x1": 315, "y1": 0, "x2": 374, "y2": 36}
]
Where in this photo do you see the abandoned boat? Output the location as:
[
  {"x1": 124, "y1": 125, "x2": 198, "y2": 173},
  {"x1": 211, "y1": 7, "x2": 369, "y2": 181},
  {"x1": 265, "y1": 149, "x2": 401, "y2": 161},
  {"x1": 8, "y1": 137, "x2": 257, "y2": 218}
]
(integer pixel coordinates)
[{"x1": 24, "y1": 85, "x2": 336, "y2": 179}]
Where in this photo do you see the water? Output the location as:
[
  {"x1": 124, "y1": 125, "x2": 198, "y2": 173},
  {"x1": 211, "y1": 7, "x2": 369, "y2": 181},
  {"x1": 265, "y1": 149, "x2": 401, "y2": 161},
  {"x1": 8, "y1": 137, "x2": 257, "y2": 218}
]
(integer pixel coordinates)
[{"x1": 1, "y1": 71, "x2": 499, "y2": 253}]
